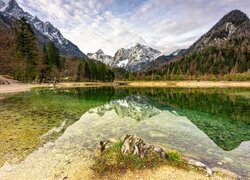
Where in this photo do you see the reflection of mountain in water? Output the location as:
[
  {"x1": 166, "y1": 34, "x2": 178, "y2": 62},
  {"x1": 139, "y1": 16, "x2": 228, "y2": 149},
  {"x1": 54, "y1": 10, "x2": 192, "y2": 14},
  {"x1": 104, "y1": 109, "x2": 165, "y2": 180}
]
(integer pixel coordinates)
[
  {"x1": 91, "y1": 96, "x2": 160, "y2": 121},
  {"x1": 1, "y1": 94, "x2": 249, "y2": 179},
  {"x1": 117, "y1": 88, "x2": 250, "y2": 151},
  {"x1": 152, "y1": 91, "x2": 250, "y2": 151}
]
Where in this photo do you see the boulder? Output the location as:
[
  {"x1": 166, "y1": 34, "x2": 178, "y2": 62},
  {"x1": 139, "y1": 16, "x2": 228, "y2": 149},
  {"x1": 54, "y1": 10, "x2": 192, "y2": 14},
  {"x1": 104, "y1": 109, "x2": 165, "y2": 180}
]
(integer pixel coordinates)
[
  {"x1": 100, "y1": 135, "x2": 167, "y2": 159},
  {"x1": 121, "y1": 135, "x2": 167, "y2": 159}
]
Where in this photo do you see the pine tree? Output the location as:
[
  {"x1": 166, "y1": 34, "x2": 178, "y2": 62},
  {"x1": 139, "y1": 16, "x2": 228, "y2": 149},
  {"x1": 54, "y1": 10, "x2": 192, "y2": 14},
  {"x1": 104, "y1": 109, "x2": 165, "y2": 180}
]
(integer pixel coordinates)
[
  {"x1": 76, "y1": 62, "x2": 84, "y2": 82},
  {"x1": 84, "y1": 62, "x2": 91, "y2": 81},
  {"x1": 16, "y1": 17, "x2": 38, "y2": 81}
]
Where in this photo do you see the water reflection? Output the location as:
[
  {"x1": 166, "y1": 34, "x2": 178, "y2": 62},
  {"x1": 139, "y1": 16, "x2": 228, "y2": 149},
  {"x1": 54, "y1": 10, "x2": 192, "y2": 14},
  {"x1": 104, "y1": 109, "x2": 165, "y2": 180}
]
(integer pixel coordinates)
[
  {"x1": 0, "y1": 87, "x2": 249, "y2": 179},
  {"x1": 114, "y1": 88, "x2": 250, "y2": 151},
  {"x1": 92, "y1": 96, "x2": 161, "y2": 121}
]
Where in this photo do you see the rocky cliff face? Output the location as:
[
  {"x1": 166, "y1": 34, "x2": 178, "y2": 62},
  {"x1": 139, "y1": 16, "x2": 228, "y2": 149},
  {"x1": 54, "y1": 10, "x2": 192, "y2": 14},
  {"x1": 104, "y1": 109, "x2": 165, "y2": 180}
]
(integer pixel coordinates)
[{"x1": 0, "y1": 0, "x2": 86, "y2": 57}]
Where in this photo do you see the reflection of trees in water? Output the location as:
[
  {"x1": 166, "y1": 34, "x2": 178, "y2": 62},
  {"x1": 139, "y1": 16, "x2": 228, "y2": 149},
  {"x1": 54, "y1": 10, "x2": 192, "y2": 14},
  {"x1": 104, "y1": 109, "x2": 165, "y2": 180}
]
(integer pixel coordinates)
[{"x1": 113, "y1": 88, "x2": 250, "y2": 151}]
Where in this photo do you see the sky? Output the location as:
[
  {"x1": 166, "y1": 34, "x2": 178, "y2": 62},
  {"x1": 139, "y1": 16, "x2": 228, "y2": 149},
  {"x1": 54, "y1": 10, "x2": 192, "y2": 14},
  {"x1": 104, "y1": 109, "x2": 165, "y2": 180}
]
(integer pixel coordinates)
[{"x1": 17, "y1": 0, "x2": 250, "y2": 56}]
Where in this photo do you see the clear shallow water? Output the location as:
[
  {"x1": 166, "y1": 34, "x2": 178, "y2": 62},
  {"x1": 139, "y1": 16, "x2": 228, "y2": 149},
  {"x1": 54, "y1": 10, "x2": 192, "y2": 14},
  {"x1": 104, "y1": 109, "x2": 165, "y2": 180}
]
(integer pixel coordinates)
[{"x1": 0, "y1": 87, "x2": 249, "y2": 179}]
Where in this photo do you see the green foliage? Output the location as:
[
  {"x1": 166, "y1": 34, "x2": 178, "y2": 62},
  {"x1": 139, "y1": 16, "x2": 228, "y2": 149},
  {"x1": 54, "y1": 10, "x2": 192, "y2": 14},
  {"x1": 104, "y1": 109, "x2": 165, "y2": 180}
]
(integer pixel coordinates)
[
  {"x1": 11, "y1": 18, "x2": 115, "y2": 82},
  {"x1": 75, "y1": 59, "x2": 115, "y2": 82},
  {"x1": 165, "y1": 149, "x2": 182, "y2": 166},
  {"x1": 165, "y1": 37, "x2": 250, "y2": 76},
  {"x1": 41, "y1": 42, "x2": 65, "y2": 81},
  {"x1": 15, "y1": 17, "x2": 38, "y2": 81},
  {"x1": 76, "y1": 62, "x2": 84, "y2": 82}
]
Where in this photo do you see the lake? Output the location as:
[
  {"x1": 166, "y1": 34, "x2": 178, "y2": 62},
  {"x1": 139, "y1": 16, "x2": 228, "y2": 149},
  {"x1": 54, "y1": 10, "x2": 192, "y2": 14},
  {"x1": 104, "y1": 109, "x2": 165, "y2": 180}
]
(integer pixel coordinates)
[{"x1": 0, "y1": 87, "x2": 249, "y2": 179}]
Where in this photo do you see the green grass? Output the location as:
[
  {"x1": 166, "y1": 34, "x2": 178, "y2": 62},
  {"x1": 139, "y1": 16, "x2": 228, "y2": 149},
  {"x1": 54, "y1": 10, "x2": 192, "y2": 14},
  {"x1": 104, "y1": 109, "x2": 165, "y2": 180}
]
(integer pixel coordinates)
[
  {"x1": 92, "y1": 140, "x2": 184, "y2": 175},
  {"x1": 165, "y1": 149, "x2": 182, "y2": 166}
]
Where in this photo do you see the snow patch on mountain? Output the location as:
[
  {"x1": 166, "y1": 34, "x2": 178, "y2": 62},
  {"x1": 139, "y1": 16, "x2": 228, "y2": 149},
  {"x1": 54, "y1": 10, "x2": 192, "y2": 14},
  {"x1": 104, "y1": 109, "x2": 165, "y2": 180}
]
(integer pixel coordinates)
[
  {"x1": 117, "y1": 59, "x2": 129, "y2": 68},
  {"x1": 0, "y1": 0, "x2": 9, "y2": 11},
  {"x1": 112, "y1": 43, "x2": 162, "y2": 72},
  {"x1": 87, "y1": 49, "x2": 113, "y2": 64}
]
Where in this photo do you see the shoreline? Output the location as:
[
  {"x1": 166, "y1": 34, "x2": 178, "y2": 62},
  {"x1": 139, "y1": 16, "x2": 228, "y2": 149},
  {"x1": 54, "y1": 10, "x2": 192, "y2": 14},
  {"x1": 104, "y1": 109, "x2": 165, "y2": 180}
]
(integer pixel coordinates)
[
  {"x1": 118, "y1": 80, "x2": 250, "y2": 88},
  {"x1": 0, "y1": 81, "x2": 250, "y2": 95}
]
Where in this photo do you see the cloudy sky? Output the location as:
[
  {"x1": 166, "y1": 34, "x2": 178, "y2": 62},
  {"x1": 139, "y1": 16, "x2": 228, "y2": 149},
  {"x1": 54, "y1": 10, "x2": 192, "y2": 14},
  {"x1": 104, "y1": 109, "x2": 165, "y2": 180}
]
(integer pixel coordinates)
[{"x1": 17, "y1": 0, "x2": 250, "y2": 55}]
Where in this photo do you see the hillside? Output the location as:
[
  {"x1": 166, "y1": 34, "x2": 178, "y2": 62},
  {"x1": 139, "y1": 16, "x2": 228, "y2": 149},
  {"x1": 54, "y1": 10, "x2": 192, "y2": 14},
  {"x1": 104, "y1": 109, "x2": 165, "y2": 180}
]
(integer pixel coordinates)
[{"x1": 142, "y1": 10, "x2": 250, "y2": 80}]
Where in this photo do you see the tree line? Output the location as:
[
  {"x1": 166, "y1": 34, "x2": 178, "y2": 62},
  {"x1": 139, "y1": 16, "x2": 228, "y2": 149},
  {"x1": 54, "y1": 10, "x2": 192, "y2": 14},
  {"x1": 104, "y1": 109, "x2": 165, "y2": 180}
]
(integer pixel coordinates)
[
  {"x1": 128, "y1": 35, "x2": 250, "y2": 81},
  {"x1": 9, "y1": 17, "x2": 115, "y2": 82}
]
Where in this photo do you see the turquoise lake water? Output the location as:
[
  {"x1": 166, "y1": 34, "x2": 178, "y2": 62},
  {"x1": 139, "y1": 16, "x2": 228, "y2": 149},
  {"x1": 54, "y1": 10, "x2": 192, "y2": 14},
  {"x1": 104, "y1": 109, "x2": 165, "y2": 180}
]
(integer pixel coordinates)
[{"x1": 0, "y1": 87, "x2": 249, "y2": 179}]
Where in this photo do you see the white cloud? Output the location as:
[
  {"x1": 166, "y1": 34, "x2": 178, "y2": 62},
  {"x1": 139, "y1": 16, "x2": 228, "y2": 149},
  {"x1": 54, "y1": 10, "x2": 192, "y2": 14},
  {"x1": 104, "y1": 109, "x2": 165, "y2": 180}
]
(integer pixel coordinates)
[{"x1": 17, "y1": 0, "x2": 250, "y2": 55}]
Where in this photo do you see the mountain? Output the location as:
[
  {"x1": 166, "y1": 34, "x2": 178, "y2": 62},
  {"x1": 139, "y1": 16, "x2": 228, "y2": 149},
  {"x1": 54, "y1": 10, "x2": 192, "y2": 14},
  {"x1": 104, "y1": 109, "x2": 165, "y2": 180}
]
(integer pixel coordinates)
[
  {"x1": 95, "y1": 95, "x2": 161, "y2": 121},
  {"x1": 143, "y1": 10, "x2": 250, "y2": 80},
  {"x1": 142, "y1": 49, "x2": 187, "y2": 71},
  {"x1": 189, "y1": 10, "x2": 249, "y2": 52},
  {"x1": 0, "y1": 0, "x2": 86, "y2": 57},
  {"x1": 169, "y1": 49, "x2": 188, "y2": 57},
  {"x1": 87, "y1": 49, "x2": 113, "y2": 65},
  {"x1": 111, "y1": 43, "x2": 162, "y2": 72}
]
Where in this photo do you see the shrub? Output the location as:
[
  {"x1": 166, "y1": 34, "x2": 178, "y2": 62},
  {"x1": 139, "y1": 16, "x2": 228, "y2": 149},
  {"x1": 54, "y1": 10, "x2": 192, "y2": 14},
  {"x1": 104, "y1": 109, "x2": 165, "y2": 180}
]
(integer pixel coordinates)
[{"x1": 165, "y1": 149, "x2": 182, "y2": 166}]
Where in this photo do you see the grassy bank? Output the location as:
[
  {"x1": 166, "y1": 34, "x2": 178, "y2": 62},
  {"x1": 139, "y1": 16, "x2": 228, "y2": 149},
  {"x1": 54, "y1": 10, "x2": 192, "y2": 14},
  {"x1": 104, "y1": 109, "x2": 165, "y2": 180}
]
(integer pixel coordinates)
[{"x1": 92, "y1": 140, "x2": 237, "y2": 180}]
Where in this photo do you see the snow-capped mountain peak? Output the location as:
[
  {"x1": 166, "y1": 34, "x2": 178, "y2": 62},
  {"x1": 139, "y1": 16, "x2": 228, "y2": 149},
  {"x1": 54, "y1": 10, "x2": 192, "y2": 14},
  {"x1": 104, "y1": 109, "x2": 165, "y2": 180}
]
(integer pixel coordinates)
[
  {"x1": 112, "y1": 43, "x2": 162, "y2": 72},
  {"x1": 96, "y1": 49, "x2": 104, "y2": 54},
  {"x1": 87, "y1": 49, "x2": 113, "y2": 64},
  {"x1": 0, "y1": 0, "x2": 85, "y2": 57},
  {"x1": 0, "y1": 0, "x2": 18, "y2": 12}
]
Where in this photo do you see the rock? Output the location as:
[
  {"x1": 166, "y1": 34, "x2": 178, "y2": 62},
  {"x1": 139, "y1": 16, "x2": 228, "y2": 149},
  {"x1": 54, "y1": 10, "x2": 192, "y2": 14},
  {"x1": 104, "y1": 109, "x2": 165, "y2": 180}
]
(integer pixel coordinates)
[
  {"x1": 121, "y1": 135, "x2": 167, "y2": 159},
  {"x1": 184, "y1": 157, "x2": 213, "y2": 176},
  {"x1": 100, "y1": 138, "x2": 118, "y2": 152},
  {"x1": 100, "y1": 140, "x2": 113, "y2": 152},
  {"x1": 99, "y1": 135, "x2": 167, "y2": 159}
]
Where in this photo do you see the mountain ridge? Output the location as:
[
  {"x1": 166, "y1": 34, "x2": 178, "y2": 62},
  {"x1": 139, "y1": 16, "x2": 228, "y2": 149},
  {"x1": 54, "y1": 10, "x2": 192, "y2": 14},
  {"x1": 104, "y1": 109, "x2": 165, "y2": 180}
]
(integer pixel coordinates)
[
  {"x1": 189, "y1": 10, "x2": 249, "y2": 52},
  {"x1": 142, "y1": 9, "x2": 250, "y2": 80},
  {"x1": 143, "y1": 9, "x2": 250, "y2": 73},
  {"x1": 0, "y1": 0, "x2": 86, "y2": 57}
]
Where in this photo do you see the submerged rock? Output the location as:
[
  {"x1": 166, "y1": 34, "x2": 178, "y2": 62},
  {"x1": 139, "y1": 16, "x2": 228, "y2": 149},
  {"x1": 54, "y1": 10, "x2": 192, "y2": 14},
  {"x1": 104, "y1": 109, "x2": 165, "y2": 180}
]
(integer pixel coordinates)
[{"x1": 183, "y1": 157, "x2": 213, "y2": 176}]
